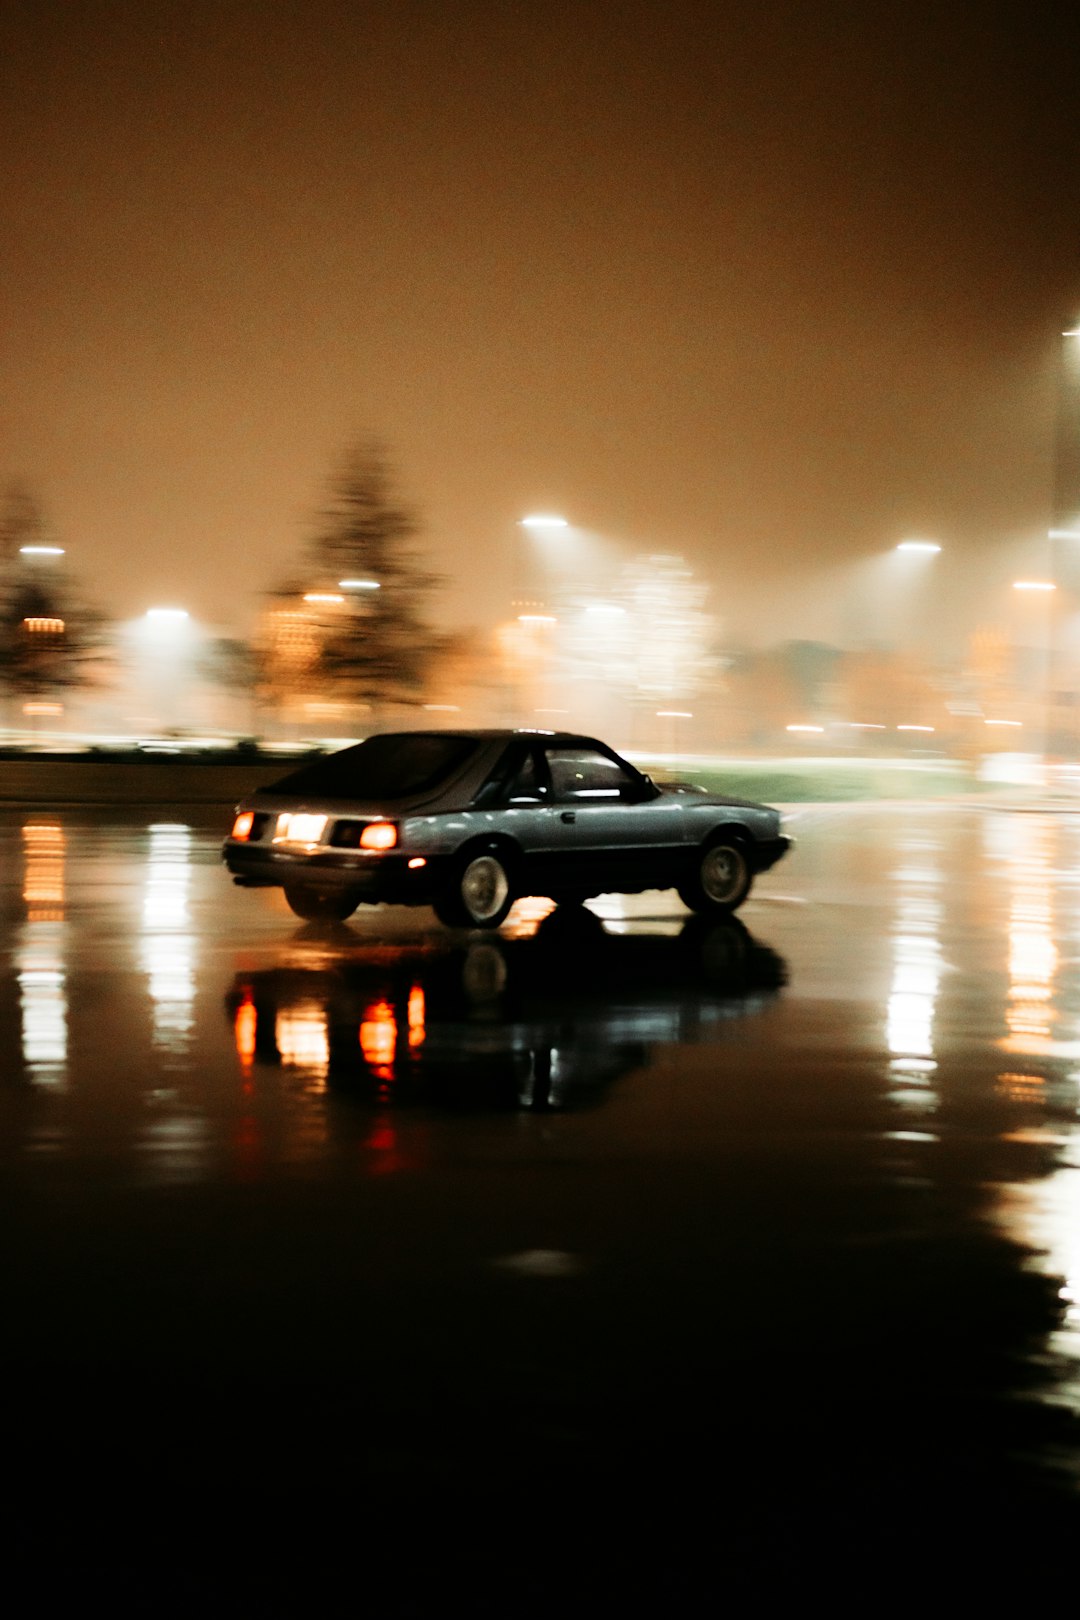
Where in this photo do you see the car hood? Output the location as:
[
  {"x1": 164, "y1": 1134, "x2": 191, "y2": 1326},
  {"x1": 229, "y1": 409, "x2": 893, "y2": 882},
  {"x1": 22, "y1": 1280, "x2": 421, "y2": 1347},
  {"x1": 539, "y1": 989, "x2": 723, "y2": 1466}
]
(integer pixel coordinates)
[{"x1": 656, "y1": 785, "x2": 778, "y2": 814}]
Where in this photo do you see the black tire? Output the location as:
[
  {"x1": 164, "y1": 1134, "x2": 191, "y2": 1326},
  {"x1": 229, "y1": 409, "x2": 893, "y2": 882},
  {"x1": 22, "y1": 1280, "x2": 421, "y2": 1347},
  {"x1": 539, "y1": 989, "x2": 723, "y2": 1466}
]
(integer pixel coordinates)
[
  {"x1": 677, "y1": 836, "x2": 753, "y2": 914},
  {"x1": 283, "y1": 884, "x2": 360, "y2": 922},
  {"x1": 461, "y1": 940, "x2": 509, "y2": 1003},
  {"x1": 680, "y1": 914, "x2": 751, "y2": 980},
  {"x1": 433, "y1": 849, "x2": 514, "y2": 928}
]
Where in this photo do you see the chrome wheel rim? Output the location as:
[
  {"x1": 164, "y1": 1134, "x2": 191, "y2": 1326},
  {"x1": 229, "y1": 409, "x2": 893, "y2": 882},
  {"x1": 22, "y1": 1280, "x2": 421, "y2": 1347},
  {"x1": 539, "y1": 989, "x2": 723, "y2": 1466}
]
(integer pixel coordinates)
[
  {"x1": 461, "y1": 855, "x2": 509, "y2": 921},
  {"x1": 700, "y1": 845, "x2": 744, "y2": 904}
]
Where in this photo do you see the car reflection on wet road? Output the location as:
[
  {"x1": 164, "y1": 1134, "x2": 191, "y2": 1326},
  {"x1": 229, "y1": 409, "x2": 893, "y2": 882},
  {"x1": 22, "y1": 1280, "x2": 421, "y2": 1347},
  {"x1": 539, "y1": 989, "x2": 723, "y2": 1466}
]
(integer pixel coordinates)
[
  {"x1": 225, "y1": 909, "x2": 786, "y2": 1113},
  {"x1": 2, "y1": 802, "x2": 1080, "y2": 1605}
]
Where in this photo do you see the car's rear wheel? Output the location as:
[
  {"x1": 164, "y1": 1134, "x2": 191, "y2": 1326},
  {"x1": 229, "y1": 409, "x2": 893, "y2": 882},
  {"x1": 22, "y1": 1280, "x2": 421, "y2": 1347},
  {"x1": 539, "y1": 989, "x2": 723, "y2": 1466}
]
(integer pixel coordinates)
[
  {"x1": 283, "y1": 884, "x2": 360, "y2": 922},
  {"x1": 434, "y1": 849, "x2": 514, "y2": 928},
  {"x1": 677, "y1": 836, "x2": 753, "y2": 914}
]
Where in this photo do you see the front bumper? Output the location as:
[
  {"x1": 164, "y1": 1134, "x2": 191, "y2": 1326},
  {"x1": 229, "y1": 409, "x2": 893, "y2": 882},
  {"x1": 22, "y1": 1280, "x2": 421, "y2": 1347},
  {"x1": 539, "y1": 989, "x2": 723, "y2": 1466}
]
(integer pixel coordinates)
[{"x1": 752, "y1": 835, "x2": 793, "y2": 873}]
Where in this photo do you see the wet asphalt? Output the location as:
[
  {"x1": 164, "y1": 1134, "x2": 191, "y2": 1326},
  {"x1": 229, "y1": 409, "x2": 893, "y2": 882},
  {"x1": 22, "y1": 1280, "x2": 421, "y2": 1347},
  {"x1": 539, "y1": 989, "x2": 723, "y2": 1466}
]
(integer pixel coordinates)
[{"x1": 2, "y1": 801, "x2": 1080, "y2": 1609}]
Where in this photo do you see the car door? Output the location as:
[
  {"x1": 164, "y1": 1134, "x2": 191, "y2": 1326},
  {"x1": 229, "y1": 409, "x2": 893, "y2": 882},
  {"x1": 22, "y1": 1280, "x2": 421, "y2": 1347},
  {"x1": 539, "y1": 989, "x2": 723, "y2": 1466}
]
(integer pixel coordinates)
[{"x1": 534, "y1": 744, "x2": 689, "y2": 894}]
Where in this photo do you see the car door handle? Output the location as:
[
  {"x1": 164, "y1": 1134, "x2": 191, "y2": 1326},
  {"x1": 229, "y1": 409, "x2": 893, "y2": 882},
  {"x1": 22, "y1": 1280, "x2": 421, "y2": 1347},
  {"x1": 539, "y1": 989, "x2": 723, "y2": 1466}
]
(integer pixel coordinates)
[{"x1": 560, "y1": 810, "x2": 576, "y2": 823}]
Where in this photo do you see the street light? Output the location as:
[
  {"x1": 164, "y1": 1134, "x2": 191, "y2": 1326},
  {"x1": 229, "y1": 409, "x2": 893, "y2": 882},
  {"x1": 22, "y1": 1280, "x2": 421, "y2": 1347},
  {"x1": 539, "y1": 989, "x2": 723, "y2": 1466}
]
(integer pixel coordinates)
[
  {"x1": 19, "y1": 545, "x2": 65, "y2": 558},
  {"x1": 896, "y1": 540, "x2": 941, "y2": 554},
  {"x1": 519, "y1": 515, "x2": 568, "y2": 531},
  {"x1": 127, "y1": 609, "x2": 198, "y2": 734},
  {"x1": 1010, "y1": 580, "x2": 1058, "y2": 762}
]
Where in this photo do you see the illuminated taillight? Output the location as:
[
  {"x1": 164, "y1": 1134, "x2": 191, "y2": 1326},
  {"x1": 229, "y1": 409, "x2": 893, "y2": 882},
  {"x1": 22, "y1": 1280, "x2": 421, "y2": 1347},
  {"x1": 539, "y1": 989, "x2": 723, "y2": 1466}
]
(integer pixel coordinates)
[
  {"x1": 359, "y1": 821, "x2": 398, "y2": 852},
  {"x1": 232, "y1": 811, "x2": 255, "y2": 841}
]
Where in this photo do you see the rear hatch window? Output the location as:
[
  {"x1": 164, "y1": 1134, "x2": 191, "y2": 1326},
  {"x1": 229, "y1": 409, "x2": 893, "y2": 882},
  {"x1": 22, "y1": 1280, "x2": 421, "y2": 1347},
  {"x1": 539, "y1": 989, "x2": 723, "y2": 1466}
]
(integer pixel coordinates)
[{"x1": 267, "y1": 733, "x2": 479, "y2": 801}]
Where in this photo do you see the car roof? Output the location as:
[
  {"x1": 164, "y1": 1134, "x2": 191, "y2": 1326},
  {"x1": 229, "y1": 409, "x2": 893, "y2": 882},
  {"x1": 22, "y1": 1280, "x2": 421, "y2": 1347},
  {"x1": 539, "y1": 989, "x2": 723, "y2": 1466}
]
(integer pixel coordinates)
[{"x1": 370, "y1": 728, "x2": 615, "y2": 749}]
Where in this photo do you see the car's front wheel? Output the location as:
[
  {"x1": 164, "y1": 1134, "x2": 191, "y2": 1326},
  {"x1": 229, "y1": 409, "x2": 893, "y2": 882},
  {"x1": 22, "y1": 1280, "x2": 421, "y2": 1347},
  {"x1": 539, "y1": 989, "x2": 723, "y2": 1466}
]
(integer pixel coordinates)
[
  {"x1": 677, "y1": 836, "x2": 753, "y2": 914},
  {"x1": 433, "y1": 849, "x2": 514, "y2": 928},
  {"x1": 283, "y1": 884, "x2": 360, "y2": 922}
]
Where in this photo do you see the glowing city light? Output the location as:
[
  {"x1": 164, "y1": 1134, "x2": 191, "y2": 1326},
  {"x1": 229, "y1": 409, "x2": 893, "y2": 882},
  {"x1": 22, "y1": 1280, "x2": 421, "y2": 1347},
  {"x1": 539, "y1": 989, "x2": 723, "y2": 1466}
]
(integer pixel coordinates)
[
  {"x1": 896, "y1": 540, "x2": 941, "y2": 554},
  {"x1": 1013, "y1": 581, "x2": 1056, "y2": 592},
  {"x1": 519, "y1": 515, "x2": 568, "y2": 530}
]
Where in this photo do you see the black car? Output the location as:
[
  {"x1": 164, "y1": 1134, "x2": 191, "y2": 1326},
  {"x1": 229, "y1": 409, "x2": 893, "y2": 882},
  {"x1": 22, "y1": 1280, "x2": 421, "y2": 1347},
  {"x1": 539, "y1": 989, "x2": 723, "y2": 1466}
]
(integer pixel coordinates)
[{"x1": 222, "y1": 728, "x2": 791, "y2": 924}]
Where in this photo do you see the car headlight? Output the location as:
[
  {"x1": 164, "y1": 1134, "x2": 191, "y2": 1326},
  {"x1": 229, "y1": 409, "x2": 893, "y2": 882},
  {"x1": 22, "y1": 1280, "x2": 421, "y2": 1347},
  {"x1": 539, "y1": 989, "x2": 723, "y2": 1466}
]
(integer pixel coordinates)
[{"x1": 274, "y1": 813, "x2": 328, "y2": 845}]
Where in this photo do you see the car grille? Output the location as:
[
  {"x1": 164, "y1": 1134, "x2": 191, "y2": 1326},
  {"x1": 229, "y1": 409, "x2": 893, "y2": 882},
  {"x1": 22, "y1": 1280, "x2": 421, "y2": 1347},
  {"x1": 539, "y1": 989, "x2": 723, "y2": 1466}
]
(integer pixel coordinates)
[{"x1": 328, "y1": 820, "x2": 368, "y2": 849}]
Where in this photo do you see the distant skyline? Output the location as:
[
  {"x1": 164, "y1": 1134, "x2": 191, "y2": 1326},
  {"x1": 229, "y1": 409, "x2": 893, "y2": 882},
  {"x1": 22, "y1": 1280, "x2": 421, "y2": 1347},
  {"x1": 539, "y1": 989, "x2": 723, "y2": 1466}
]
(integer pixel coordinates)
[{"x1": 3, "y1": 0, "x2": 1080, "y2": 650}]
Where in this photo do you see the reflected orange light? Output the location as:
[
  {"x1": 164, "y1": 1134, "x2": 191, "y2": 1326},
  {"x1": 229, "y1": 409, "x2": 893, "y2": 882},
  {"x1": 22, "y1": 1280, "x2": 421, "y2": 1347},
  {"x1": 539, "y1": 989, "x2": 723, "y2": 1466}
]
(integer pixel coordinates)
[
  {"x1": 407, "y1": 984, "x2": 426, "y2": 1048},
  {"x1": 996, "y1": 1072, "x2": 1046, "y2": 1101},
  {"x1": 276, "y1": 1003, "x2": 329, "y2": 1081},
  {"x1": 234, "y1": 993, "x2": 257, "y2": 1069},
  {"x1": 501, "y1": 895, "x2": 557, "y2": 938},
  {"x1": 363, "y1": 1111, "x2": 411, "y2": 1174},
  {"x1": 22, "y1": 821, "x2": 65, "y2": 917},
  {"x1": 360, "y1": 999, "x2": 397, "y2": 1078},
  {"x1": 1000, "y1": 824, "x2": 1057, "y2": 1058}
]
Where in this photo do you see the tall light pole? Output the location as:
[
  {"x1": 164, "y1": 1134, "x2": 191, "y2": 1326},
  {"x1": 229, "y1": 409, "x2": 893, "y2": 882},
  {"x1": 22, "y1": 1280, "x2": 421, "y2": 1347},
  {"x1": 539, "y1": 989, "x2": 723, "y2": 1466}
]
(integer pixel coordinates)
[
  {"x1": 1042, "y1": 326, "x2": 1080, "y2": 759},
  {"x1": 131, "y1": 608, "x2": 196, "y2": 735},
  {"x1": 890, "y1": 539, "x2": 942, "y2": 680},
  {"x1": 1012, "y1": 580, "x2": 1057, "y2": 763},
  {"x1": 504, "y1": 515, "x2": 569, "y2": 721},
  {"x1": 515, "y1": 514, "x2": 568, "y2": 612}
]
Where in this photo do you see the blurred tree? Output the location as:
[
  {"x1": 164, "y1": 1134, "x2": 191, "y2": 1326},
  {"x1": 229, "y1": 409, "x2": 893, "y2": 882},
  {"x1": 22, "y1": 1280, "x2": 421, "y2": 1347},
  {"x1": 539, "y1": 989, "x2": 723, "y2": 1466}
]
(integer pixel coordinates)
[
  {"x1": 0, "y1": 488, "x2": 107, "y2": 709},
  {"x1": 199, "y1": 636, "x2": 261, "y2": 737},
  {"x1": 261, "y1": 442, "x2": 445, "y2": 723}
]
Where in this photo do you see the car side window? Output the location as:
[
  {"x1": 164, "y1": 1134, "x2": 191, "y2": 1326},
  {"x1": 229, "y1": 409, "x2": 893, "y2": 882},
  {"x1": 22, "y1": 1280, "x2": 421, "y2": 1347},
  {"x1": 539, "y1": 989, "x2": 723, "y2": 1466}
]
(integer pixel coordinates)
[
  {"x1": 544, "y1": 748, "x2": 635, "y2": 802},
  {"x1": 505, "y1": 748, "x2": 547, "y2": 803}
]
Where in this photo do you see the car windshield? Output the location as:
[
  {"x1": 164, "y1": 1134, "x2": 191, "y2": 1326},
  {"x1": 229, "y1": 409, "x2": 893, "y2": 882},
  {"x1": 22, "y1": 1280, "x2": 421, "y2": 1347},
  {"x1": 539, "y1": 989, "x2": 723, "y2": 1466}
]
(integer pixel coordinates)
[{"x1": 268, "y1": 733, "x2": 479, "y2": 800}]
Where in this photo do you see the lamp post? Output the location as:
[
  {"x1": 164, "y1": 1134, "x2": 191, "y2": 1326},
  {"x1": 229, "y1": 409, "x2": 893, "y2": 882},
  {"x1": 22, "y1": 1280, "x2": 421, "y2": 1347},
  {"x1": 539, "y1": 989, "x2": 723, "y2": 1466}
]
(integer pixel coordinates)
[
  {"x1": 1012, "y1": 581, "x2": 1056, "y2": 764},
  {"x1": 515, "y1": 515, "x2": 568, "y2": 612},
  {"x1": 132, "y1": 608, "x2": 196, "y2": 735},
  {"x1": 1039, "y1": 326, "x2": 1080, "y2": 760},
  {"x1": 504, "y1": 515, "x2": 569, "y2": 721}
]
